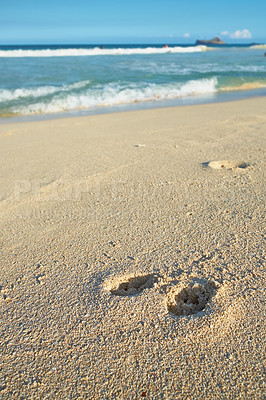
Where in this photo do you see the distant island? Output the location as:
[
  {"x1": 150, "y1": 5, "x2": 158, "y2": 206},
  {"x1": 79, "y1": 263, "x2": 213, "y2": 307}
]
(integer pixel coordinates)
[{"x1": 195, "y1": 37, "x2": 225, "y2": 45}]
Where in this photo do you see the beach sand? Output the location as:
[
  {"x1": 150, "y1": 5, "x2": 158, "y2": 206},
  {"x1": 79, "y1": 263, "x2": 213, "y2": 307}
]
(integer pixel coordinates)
[{"x1": 0, "y1": 98, "x2": 265, "y2": 399}]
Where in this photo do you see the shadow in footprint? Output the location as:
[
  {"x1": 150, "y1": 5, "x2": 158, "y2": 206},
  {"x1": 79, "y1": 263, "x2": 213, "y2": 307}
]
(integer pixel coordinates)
[
  {"x1": 110, "y1": 274, "x2": 158, "y2": 296},
  {"x1": 167, "y1": 280, "x2": 217, "y2": 316},
  {"x1": 201, "y1": 160, "x2": 249, "y2": 170}
]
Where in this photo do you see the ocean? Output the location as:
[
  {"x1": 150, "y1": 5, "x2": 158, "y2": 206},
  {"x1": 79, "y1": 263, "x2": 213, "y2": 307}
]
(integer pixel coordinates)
[{"x1": 0, "y1": 43, "x2": 266, "y2": 120}]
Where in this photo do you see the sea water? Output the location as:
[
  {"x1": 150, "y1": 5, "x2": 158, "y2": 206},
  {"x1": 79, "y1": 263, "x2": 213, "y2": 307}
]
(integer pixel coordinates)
[{"x1": 0, "y1": 44, "x2": 266, "y2": 120}]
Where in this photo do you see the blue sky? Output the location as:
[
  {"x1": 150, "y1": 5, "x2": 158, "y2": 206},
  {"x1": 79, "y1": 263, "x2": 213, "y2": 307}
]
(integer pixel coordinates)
[{"x1": 1, "y1": 0, "x2": 265, "y2": 44}]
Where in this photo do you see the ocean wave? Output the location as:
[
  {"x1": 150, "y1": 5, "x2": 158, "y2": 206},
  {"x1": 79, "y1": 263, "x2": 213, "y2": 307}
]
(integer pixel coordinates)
[
  {"x1": 123, "y1": 62, "x2": 266, "y2": 75},
  {"x1": 250, "y1": 44, "x2": 266, "y2": 49},
  {"x1": 220, "y1": 81, "x2": 266, "y2": 91},
  {"x1": 0, "y1": 46, "x2": 209, "y2": 58},
  {"x1": 10, "y1": 78, "x2": 218, "y2": 115},
  {"x1": 0, "y1": 80, "x2": 91, "y2": 102}
]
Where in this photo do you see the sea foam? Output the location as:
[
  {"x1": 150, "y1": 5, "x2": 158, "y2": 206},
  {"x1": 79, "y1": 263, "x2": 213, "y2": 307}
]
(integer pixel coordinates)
[
  {"x1": 0, "y1": 46, "x2": 208, "y2": 58},
  {"x1": 0, "y1": 81, "x2": 91, "y2": 102},
  {"x1": 10, "y1": 78, "x2": 218, "y2": 115}
]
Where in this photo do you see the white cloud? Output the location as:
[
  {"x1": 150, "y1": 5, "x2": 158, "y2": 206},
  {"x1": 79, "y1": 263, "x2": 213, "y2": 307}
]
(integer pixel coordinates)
[
  {"x1": 184, "y1": 33, "x2": 190, "y2": 38},
  {"x1": 231, "y1": 29, "x2": 252, "y2": 39},
  {"x1": 221, "y1": 29, "x2": 252, "y2": 39}
]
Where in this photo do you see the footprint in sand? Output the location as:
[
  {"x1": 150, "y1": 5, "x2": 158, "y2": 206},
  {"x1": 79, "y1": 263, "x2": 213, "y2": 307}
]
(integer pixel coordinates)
[
  {"x1": 107, "y1": 274, "x2": 158, "y2": 296},
  {"x1": 202, "y1": 160, "x2": 249, "y2": 170},
  {"x1": 166, "y1": 280, "x2": 217, "y2": 316}
]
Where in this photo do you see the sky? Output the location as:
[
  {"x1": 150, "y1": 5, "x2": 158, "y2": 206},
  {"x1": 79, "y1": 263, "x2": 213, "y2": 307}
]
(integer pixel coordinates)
[{"x1": 0, "y1": 0, "x2": 265, "y2": 44}]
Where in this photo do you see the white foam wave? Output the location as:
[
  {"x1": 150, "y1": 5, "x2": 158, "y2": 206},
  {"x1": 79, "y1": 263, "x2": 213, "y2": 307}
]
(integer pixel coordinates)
[
  {"x1": 250, "y1": 44, "x2": 266, "y2": 49},
  {"x1": 11, "y1": 78, "x2": 218, "y2": 115},
  {"x1": 124, "y1": 61, "x2": 266, "y2": 75},
  {"x1": 0, "y1": 80, "x2": 90, "y2": 102},
  {"x1": 0, "y1": 46, "x2": 208, "y2": 58}
]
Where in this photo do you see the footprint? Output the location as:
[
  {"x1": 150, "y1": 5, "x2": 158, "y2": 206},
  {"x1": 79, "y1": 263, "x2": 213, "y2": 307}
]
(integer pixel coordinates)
[
  {"x1": 107, "y1": 274, "x2": 158, "y2": 296},
  {"x1": 166, "y1": 280, "x2": 217, "y2": 316},
  {"x1": 202, "y1": 160, "x2": 249, "y2": 170}
]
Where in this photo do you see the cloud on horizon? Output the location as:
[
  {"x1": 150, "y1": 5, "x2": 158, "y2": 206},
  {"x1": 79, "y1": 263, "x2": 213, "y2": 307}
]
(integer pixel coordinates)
[
  {"x1": 184, "y1": 33, "x2": 190, "y2": 38},
  {"x1": 221, "y1": 29, "x2": 252, "y2": 39}
]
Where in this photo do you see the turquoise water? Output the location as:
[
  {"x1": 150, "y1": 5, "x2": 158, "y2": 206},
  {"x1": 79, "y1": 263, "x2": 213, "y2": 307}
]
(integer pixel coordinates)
[{"x1": 0, "y1": 44, "x2": 266, "y2": 119}]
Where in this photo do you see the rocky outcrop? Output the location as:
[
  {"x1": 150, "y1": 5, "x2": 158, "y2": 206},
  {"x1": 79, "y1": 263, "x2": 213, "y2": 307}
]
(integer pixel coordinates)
[{"x1": 196, "y1": 37, "x2": 225, "y2": 45}]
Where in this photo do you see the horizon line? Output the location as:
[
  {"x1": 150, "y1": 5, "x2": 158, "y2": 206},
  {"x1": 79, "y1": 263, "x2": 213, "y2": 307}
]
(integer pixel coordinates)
[{"x1": 0, "y1": 41, "x2": 264, "y2": 46}]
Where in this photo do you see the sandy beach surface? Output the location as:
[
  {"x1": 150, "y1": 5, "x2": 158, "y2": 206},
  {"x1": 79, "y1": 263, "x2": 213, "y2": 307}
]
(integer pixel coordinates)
[{"x1": 0, "y1": 98, "x2": 265, "y2": 399}]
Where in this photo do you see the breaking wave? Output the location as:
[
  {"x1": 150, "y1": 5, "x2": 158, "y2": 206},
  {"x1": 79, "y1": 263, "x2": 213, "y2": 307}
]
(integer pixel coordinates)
[
  {"x1": 0, "y1": 45, "x2": 209, "y2": 58},
  {"x1": 220, "y1": 81, "x2": 266, "y2": 91},
  {"x1": 250, "y1": 44, "x2": 266, "y2": 49},
  {"x1": 8, "y1": 78, "x2": 218, "y2": 115},
  {"x1": 0, "y1": 81, "x2": 90, "y2": 102}
]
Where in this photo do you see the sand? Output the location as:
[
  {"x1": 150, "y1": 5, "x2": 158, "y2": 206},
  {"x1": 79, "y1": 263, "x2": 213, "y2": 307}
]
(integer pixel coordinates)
[{"x1": 0, "y1": 98, "x2": 265, "y2": 399}]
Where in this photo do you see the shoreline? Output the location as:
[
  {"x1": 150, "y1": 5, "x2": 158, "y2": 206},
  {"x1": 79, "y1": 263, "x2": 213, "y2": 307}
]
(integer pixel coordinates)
[{"x1": 0, "y1": 97, "x2": 265, "y2": 399}]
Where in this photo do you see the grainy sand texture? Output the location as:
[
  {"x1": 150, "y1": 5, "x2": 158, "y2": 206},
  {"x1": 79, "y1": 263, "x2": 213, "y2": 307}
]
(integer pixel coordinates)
[{"x1": 0, "y1": 98, "x2": 265, "y2": 399}]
